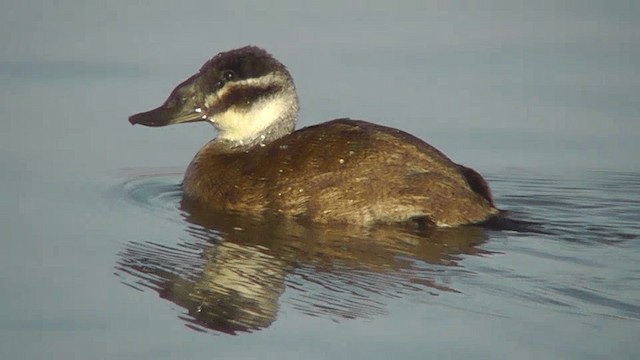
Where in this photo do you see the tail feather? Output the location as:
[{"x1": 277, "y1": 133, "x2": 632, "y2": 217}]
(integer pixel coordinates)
[{"x1": 457, "y1": 164, "x2": 494, "y2": 206}]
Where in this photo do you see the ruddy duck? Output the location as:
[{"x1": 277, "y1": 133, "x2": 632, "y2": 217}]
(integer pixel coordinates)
[{"x1": 129, "y1": 46, "x2": 500, "y2": 227}]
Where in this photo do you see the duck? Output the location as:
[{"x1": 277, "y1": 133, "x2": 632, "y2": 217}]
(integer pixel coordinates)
[{"x1": 129, "y1": 46, "x2": 500, "y2": 227}]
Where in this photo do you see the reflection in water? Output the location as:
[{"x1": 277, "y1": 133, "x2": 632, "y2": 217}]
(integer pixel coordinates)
[
  {"x1": 115, "y1": 176, "x2": 493, "y2": 334},
  {"x1": 119, "y1": 235, "x2": 286, "y2": 333}
]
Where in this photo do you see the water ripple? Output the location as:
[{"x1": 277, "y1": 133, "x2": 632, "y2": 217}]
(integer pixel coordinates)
[{"x1": 107, "y1": 168, "x2": 184, "y2": 223}]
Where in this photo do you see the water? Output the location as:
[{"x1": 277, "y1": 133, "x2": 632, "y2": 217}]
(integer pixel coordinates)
[{"x1": 2, "y1": 1, "x2": 640, "y2": 359}]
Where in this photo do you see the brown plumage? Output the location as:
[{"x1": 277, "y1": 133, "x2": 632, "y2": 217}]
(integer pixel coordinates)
[{"x1": 130, "y1": 46, "x2": 500, "y2": 227}]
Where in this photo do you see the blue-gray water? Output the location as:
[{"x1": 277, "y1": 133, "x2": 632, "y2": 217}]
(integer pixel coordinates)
[{"x1": 2, "y1": 1, "x2": 639, "y2": 359}]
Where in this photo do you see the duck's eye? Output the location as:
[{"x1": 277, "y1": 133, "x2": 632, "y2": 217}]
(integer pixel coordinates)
[
  {"x1": 214, "y1": 70, "x2": 237, "y2": 90},
  {"x1": 222, "y1": 70, "x2": 236, "y2": 81}
]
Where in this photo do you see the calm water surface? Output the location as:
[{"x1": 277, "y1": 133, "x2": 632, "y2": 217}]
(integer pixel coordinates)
[{"x1": 2, "y1": 2, "x2": 640, "y2": 359}]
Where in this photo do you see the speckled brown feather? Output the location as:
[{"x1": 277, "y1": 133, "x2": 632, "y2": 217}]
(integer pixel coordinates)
[{"x1": 183, "y1": 119, "x2": 499, "y2": 226}]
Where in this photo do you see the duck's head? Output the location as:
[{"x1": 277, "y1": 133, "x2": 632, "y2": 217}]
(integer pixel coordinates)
[{"x1": 129, "y1": 46, "x2": 299, "y2": 148}]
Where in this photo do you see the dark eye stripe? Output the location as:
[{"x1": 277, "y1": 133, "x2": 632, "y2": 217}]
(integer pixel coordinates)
[{"x1": 213, "y1": 83, "x2": 282, "y2": 112}]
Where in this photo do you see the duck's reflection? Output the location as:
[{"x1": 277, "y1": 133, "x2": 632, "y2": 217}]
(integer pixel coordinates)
[{"x1": 116, "y1": 205, "x2": 491, "y2": 334}]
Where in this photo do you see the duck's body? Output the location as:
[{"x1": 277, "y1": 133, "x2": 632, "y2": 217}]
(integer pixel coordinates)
[
  {"x1": 130, "y1": 46, "x2": 500, "y2": 227},
  {"x1": 183, "y1": 119, "x2": 497, "y2": 226}
]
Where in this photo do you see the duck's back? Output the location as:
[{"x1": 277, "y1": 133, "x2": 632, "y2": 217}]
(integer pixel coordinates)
[{"x1": 183, "y1": 119, "x2": 498, "y2": 226}]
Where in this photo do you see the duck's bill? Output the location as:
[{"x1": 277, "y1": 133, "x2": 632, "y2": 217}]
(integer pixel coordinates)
[
  {"x1": 128, "y1": 105, "x2": 204, "y2": 127},
  {"x1": 129, "y1": 75, "x2": 206, "y2": 127}
]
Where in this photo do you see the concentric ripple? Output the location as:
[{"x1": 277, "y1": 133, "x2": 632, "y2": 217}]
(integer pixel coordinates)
[{"x1": 108, "y1": 168, "x2": 184, "y2": 222}]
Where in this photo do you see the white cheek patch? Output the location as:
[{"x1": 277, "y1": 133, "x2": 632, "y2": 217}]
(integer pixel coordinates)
[
  {"x1": 214, "y1": 94, "x2": 291, "y2": 141},
  {"x1": 203, "y1": 72, "x2": 296, "y2": 140}
]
